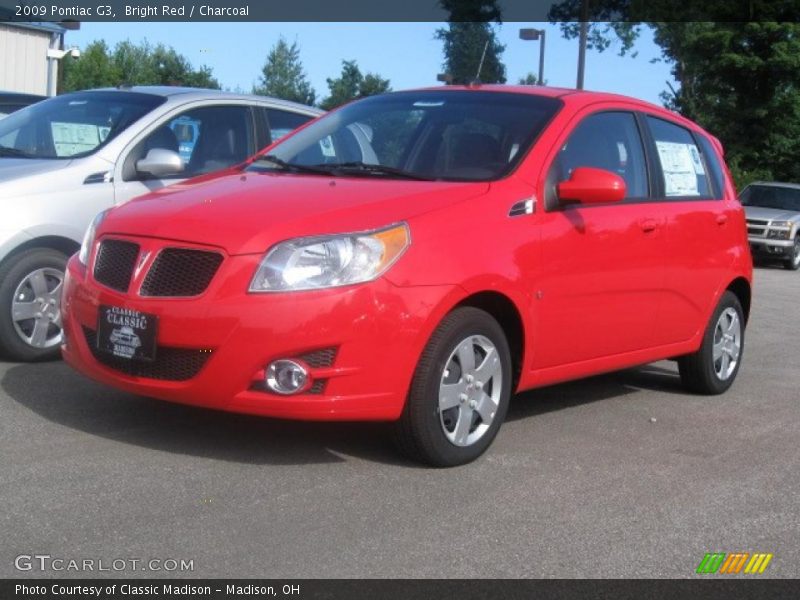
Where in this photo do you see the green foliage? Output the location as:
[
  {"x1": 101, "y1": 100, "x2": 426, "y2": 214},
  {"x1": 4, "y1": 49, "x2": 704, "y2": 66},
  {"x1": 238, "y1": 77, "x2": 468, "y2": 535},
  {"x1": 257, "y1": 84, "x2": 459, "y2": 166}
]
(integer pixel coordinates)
[
  {"x1": 62, "y1": 39, "x2": 220, "y2": 92},
  {"x1": 253, "y1": 37, "x2": 316, "y2": 106},
  {"x1": 436, "y1": 1, "x2": 507, "y2": 85},
  {"x1": 320, "y1": 60, "x2": 391, "y2": 110},
  {"x1": 518, "y1": 72, "x2": 546, "y2": 85}
]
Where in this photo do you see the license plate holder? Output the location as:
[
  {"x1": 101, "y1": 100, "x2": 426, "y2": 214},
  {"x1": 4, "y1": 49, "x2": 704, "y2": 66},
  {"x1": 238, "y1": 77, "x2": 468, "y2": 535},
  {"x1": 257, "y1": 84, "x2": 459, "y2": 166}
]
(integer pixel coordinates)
[{"x1": 96, "y1": 305, "x2": 158, "y2": 362}]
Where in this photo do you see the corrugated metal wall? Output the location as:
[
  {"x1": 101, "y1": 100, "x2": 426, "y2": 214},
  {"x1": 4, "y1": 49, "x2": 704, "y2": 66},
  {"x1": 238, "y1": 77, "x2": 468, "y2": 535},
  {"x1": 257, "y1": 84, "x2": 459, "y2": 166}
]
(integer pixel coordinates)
[{"x1": 0, "y1": 24, "x2": 51, "y2": 95}]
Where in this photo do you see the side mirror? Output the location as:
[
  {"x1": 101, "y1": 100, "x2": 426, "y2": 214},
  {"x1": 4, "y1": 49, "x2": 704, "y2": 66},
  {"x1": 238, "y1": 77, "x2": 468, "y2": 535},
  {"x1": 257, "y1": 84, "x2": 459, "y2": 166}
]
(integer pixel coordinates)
[
  {"x1": 557, "y1": 167, "x2": 626, "y2": 205},
  {"x1": 135, "y1": 148, "x2": 184, "y2": 178}
]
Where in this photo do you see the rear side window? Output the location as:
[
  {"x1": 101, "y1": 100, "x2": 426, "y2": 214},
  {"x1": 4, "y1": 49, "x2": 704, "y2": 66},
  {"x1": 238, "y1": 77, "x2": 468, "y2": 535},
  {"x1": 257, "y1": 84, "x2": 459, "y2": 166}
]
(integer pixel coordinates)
[
  {"x1": 546, "y1": 111, "x2": 648, "y2": 209},
  {"x1": 647, "y1": 116, "x2": 713, "y2": 198},
  {"x1": 264, "y1": 109, "x2": 313, "y2": 143},
  {"x1": 696, "y1": 134, "x2": 725, "y2": 198}
]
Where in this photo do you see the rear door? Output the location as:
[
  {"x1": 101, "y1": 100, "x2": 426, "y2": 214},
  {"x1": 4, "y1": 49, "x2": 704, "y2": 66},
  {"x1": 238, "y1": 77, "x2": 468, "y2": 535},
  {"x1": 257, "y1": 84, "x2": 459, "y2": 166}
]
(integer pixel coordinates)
[
  {"x1": 533, "y1": 107, "x2": 667, "y2": 368},
  {"x1": 642, "y1": 116, "x2": 733, "y2": 345}
]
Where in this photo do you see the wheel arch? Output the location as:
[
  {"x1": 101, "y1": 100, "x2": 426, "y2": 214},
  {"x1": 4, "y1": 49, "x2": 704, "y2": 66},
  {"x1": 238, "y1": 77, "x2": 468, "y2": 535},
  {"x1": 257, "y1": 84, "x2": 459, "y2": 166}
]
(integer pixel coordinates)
[
  {"x1": 453, "y1": 290, "x2": 526, "y2": 392},
  {"x1": 726, "y1": 277, "x2": 752, "y2": 324},
  {"x1": 0, "y1": 236, "x2": 80, "y2": 268}
]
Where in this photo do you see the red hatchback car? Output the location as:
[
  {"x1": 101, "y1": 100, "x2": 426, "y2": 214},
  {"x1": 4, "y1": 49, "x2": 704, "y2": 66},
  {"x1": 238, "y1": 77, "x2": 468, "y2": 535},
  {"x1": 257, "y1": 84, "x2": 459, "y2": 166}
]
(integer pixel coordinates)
[{"x1": 62, "y1": 86, "x2": 752, "y2": 466}]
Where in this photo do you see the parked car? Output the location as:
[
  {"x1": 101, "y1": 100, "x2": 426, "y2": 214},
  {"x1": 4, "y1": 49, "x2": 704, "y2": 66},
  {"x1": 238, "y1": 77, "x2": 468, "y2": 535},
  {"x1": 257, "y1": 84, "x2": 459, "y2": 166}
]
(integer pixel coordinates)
[
  {"x1": 0, "y1": 86, "x2": 321, "y2": 361},
  {"x1": 741, "y1": 182, "x2": 800, "y2": 270},
  {"x1": 62, "y1": 86, "x2": 752, "y2": 466},
  {"x1": 0, "y1": 91, "x2": 45, "y2": 119}
]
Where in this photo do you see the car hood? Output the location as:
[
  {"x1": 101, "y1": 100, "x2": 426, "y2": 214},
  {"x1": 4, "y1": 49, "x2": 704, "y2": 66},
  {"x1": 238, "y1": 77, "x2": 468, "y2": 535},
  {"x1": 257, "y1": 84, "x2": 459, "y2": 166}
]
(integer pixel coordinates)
[
  {"x1": 744, "y1": 206, "x2": 800, "y2": 222},
  {"x1": 100, "y1": 170, "x2": 491, "y2": 255},
  {"x1": 0, "y1": 157, "x2": 86, "y2": 198}
]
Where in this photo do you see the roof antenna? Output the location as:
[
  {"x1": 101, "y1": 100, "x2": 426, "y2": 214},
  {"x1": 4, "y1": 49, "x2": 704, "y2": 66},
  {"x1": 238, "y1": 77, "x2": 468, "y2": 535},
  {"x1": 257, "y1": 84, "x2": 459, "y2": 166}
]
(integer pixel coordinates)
[{"x1": 471, "y1": 39, "x2": 489, "y2": 85}]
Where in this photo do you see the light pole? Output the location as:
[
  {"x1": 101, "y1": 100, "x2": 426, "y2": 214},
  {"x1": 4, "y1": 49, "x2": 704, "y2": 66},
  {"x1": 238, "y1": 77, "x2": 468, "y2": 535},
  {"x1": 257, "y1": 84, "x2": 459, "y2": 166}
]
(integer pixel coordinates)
[
  {"x1": 519, "y1": 28, "x2": 546, "y2": 85},
  {"x1": 576, "y1": 0, "x2": 589, "y2": 89}
]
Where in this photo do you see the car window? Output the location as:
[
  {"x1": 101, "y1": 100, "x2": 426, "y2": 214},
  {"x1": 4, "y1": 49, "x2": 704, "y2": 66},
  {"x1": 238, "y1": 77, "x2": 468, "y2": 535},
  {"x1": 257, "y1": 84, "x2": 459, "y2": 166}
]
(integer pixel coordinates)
[
  {"x1": 0, "y1": 91, "x2": 164, "y2": 159},
  {"x1": 740, "y1": 185, "x2": 800, "y2": 211},
  {"x1": 248, "y1": 91, "x2": 561, "y2": 182},
  {"x1": 263, "y1": 108, "x2": 313, "y2": 143},
  {"x1": 546, "y1": 111, "x2": 648, "y2": 209},
  {"x1": 696, "y1": 134, "x2": 725, "y2": 198},
  {"x1": 647, "y1": 116, "x2": 712, "y2": 198},
  {"x1": 124, "y1": 105, "x2": 254, "y2": 181}
]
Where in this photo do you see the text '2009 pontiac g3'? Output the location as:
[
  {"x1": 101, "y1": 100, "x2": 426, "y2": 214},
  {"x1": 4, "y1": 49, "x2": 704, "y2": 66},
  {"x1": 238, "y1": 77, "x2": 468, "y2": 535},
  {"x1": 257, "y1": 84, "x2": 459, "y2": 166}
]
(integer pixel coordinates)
[{"x1": 62, "y1": 86, "x2": 753, "y2": 467}]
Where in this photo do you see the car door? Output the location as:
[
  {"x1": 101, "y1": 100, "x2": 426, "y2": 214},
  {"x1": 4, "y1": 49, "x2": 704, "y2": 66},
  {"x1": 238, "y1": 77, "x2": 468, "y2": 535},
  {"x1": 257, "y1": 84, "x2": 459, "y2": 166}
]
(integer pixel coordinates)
[
  {"x1": 532, "y1": 108, "x2": 667, "y2": 369},
  {"x1": 642, "y1": 115, "x2": 734, "y2": 345},
  {"x1": 113, "y1": 103, "x2": 257, "y2": 204}
]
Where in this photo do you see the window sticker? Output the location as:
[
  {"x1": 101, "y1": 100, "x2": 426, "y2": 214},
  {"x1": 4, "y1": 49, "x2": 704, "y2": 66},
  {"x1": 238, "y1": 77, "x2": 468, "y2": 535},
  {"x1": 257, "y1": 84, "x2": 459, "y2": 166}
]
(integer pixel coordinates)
[
  {"x1": 51, "y1": 122, "x2": 101, "y2": 157},
  {"x1": 689, "y1": 145, "x2": 706, "y2": 175},
  {"x1": 655, "y1": 141, "x2": 700, "y2": 196}
]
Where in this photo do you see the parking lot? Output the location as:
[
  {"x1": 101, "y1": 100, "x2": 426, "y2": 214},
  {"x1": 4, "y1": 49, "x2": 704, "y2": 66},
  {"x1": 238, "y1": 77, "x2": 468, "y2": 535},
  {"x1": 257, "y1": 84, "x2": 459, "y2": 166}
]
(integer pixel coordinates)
[{"x1": 1, "y1": 265, "x2": 798, "y2": 579}]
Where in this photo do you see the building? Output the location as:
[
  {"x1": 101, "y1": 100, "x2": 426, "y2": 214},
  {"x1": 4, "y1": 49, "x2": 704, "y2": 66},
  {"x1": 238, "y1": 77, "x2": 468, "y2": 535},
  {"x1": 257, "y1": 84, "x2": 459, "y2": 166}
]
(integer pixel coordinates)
[{"x1": 0, "y1": 22, "x2": 71, "y2": 96}]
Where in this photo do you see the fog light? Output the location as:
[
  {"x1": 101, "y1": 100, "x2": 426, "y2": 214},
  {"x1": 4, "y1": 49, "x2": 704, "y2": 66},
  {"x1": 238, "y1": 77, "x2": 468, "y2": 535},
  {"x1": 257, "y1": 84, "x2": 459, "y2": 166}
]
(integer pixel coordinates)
[{"x1": 266, "y1": 359, "x2": 309, "y2": 395}]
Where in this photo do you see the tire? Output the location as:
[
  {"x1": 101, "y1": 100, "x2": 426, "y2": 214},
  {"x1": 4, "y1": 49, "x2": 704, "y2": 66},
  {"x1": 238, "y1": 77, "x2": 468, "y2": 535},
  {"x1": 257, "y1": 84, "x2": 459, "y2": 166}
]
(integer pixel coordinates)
[
  {"x1": 784, "y1": 235, "x2": 800, "y2": 271},
  {"x1": 393, "y1": 307, "x2": 512, "y2": 467},
  {"x1": 0, "y1": 248, "x2": 68, "y2": 362},
  {"x1": 678, "y1": 291, "x2": 744, "y2": 395}
]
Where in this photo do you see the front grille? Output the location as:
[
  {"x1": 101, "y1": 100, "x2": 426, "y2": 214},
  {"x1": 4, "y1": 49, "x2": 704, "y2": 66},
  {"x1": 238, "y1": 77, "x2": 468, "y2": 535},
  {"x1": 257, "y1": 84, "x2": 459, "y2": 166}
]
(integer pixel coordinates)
[
  {"x1": 140, "y1": 248, "x2": 224, "y2": 297},
  {"x1": 94, "y1": 240, "x2": 140, "y2": 292},
  {"x1": 83, "y1": 327, "x2": 212, "y2": 381},
  {"x1": 298, "y1": 347, "x2": 337, "y2": 368}
]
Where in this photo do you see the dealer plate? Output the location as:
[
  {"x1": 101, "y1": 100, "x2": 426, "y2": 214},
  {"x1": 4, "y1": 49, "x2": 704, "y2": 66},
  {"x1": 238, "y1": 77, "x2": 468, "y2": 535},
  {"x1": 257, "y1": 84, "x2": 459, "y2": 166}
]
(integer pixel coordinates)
[{"x1": 96, "y1": 305, "x2": 158, "y2": 361}]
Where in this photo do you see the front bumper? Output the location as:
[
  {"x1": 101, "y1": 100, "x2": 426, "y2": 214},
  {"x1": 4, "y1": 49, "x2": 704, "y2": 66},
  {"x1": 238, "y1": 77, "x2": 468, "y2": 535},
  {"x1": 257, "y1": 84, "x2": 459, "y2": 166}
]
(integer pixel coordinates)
[
  {"x1": 749, "y1": 237, "x2": 794, "y2": 257},
  {"x1": 62, "y1": 253, "x2": 455, "y2": 421}
]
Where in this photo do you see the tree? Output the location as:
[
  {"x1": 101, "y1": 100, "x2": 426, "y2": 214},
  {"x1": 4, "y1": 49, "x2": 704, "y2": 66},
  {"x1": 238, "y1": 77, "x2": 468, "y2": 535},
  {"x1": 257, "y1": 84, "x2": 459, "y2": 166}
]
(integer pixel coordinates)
[
  {"x1": 61, "y1": 39, "x2": 220, "y2": 92},
  {"x1": 62, "y1": 41, "x2": 119, "y2": 91},
  {"x1": 253, "y1": 37, "x2": 316, "y2": 106},
  {"x1": 518, "y1": 72, "x2": 545, "y2": 85},
  {"x1": 548, "y1": 2, "x2": 800, "y2": 187},
  {"x1": 435, "y1": 1, "x2": 507, "y2": 84},
  {"x1": 320, "y1": 60, "x2": 391, "y2": 110}
]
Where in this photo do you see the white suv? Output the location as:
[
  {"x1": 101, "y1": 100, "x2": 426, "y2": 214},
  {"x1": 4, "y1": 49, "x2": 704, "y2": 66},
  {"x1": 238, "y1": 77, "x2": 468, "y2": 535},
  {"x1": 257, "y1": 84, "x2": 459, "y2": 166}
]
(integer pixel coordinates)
[{"x1": 0, "y1": 86, "x2": 322, "y2": 360}]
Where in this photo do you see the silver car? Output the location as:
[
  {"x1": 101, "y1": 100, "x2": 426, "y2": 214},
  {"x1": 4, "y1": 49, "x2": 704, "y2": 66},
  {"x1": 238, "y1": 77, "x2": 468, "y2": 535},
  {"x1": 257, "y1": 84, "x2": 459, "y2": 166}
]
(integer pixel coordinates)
[
  {"x1": 0, "y1": 86, "x2": 322, "y2": 360},
  {"x1": 742, "y1": 182, "x2": 800, "y2": 271}
]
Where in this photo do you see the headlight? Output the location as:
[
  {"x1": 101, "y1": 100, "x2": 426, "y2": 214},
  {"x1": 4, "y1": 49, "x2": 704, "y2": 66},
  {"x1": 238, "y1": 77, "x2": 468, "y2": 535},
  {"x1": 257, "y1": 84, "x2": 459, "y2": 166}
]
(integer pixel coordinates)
[
  {"x1": 78, "y1": 209, "x2": 109, "y2": 266},
  {"x1": 771, "y1": 221, "x2": 792, "y2": 228},
  {"x1": 250, "y1": 223, "x2": 410, "y2": 292},
  {"x1": 768, "y1": 229, "x2": 791, "y2": 240}
]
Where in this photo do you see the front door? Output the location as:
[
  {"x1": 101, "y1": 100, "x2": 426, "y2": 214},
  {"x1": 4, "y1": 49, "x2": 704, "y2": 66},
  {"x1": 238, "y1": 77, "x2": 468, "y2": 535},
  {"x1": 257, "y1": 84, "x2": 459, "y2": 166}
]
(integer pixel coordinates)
[{"x1": 533, "y1": 109, "x2": 666, "y2": 369}]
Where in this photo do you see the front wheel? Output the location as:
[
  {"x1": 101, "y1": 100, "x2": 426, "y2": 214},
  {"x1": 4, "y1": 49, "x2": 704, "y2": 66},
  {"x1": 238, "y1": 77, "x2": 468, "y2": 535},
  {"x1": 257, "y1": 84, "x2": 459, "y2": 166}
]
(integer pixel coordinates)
[
  {"x1": 0, "y1": 248, "x2": 68, "y2": 362},
  {"x1": 784, "y1": 236, "x2": 800, "y2": 271},
  {"x1": 393, "y1": 307, "x2": 512, "y2": 467},
  {"x1": 678, "y1": 291, "x2": 745, "y2": 395}
]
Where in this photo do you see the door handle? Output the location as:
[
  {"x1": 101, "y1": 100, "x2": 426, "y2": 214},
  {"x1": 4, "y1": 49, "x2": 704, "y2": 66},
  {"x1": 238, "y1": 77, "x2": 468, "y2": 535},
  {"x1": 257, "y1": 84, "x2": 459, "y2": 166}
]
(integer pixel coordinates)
[
  {"x1": 716, "y1": 214, "x2": 729, "y2": 226},
  {"x1": 639, "y1": 218, "x2": 658, "y2": 233}
]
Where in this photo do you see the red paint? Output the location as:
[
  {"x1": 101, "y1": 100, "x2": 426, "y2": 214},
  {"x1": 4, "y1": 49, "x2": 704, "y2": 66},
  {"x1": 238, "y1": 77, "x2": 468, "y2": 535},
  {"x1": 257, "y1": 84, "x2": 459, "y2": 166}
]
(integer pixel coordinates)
[{"x1": 62, "y1": 86, "x2": 752, "y2": 420}]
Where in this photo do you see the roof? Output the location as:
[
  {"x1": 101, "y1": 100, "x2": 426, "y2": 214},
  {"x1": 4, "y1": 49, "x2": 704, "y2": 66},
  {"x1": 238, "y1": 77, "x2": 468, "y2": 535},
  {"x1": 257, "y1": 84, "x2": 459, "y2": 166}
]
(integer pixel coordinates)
[
  {"x1": 81, "y1": 86, "x2": 323, "y2": 114},
  {"x1": 0, "y1": 91, "x2": 46, "y2": 102},
  {"x1": 1, "y1": 22, "x2": 67, "y2": 35}
]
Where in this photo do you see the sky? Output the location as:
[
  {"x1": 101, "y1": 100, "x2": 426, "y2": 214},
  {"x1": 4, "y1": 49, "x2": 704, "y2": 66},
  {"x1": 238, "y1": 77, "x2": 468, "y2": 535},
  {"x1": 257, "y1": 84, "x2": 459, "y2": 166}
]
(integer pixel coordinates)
[{"x1": 65, "y1": 22, "x2": 676, "y2": 105}]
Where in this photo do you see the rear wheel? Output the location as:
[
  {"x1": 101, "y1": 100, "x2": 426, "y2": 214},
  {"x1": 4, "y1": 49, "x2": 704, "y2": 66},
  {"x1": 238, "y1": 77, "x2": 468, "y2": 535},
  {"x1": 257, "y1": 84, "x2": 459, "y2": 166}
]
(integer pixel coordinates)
[
  {"x1": 393, "y1": 307, "x2": 512, "y2": 467},
  {"x1": 678, "y1": 291, "x2": 744, "y2": 395},
  {"x1": 784, "y1": 235, "x2": 800, "y2": 270},
  {"x1": 0, "y1": 248, "x2": 68, "y2": 362}
]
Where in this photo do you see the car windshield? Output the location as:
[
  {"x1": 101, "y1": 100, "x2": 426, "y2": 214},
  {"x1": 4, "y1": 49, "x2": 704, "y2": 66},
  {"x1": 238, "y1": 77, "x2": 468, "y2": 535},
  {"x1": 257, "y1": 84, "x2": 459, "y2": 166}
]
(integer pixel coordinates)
[
  {"x1": 247, "y1": 90, "x2": 561, "y2": 182},
  {"x1": 741, "y1": 184, "x2": 800, "y2": 212},
  {"x1": 0, "y1": 91, "x2": 165, "y2": 159}
]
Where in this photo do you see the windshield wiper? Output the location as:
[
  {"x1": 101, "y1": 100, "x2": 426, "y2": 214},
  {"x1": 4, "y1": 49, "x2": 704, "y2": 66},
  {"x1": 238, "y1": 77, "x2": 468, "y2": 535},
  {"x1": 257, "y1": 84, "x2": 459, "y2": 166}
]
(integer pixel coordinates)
[
  {"x1": 0, "y1": 146, "x2": 34, "y2": 158},
  {"x1": 251, "y1": 154, "x2": 332, "y2": 176},
  {"x1": 312, "y1": 161, "x2": 435, "y2": 181}
]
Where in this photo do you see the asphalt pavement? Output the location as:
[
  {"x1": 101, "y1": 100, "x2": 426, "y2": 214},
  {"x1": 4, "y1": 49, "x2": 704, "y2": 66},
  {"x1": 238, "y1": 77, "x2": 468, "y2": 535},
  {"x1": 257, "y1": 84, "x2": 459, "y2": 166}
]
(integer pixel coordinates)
[{"x1": 1, "y1": 264, "x2": 798, "y2": 579}]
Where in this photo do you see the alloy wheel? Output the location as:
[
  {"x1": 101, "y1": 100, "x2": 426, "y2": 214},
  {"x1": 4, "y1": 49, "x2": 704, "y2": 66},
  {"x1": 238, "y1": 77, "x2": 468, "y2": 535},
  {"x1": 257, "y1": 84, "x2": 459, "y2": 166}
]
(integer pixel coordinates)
[
  {"x1": 11, "y1": 267, "x2": 64, "y2": 349},
  {"x1": 438, "y1": 335, "x2": 503, "y2": 447},
  {"x1": 712, "y1": 307, "x2": 741, "y2": 381}
]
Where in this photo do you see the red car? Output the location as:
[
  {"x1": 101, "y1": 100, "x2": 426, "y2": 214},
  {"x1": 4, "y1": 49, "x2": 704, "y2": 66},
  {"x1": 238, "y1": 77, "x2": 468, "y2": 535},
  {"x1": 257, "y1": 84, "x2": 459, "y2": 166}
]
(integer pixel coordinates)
[{"x1": 62, "y1": 86, "x2": 752, "y2": 467}]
